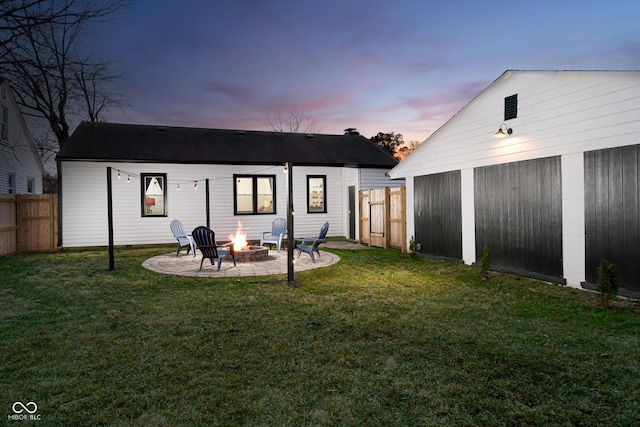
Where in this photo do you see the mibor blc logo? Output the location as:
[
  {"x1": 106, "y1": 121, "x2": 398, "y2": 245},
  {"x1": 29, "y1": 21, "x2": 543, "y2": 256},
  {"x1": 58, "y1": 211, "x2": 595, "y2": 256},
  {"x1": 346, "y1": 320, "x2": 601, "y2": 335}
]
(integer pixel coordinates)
[{"x1": 8, "y1": 401, "x2": 41, "y2": 421}]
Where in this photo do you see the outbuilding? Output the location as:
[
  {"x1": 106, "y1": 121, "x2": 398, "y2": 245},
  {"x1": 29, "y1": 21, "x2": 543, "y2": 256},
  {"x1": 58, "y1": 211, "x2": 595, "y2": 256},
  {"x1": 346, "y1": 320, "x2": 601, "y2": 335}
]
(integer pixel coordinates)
[{"x1": 388, "y1": 70, "x2": 640, "y2": 298}]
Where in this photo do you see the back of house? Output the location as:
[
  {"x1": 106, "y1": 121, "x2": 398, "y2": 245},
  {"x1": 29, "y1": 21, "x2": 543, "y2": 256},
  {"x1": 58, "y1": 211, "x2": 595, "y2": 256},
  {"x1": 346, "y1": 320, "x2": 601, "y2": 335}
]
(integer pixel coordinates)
[{"x1": 56, "y1": 123, "x2": 400, "y2": 249}]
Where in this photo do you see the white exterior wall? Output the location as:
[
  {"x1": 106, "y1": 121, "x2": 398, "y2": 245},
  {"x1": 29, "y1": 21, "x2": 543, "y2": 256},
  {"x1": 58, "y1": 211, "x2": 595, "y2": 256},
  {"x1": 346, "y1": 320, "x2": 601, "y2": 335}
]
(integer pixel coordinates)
[
  {"x1": 460, "y1": 168, "x2": 476, "y2": 265},
  {"x1": 0, "y1": 81, "x2": 44, "y2": 194},
  {"x1": 561, "y1": 153, "x2": 586, "y2": 285},
  {"x1": 389, "y1": 71, "x2": 640, "y2": 289},
  {"x1": 60, "y1": 161, "x2": 352, "y2": 247},
  {"x1": 336, "y1": 168, "x2": 404, "y2": 241},
  {"x1": 291, "y1": 165, "x2": 344, "y2": 240},
  {"x1": 358, "y1": 168, "x2": 403, "y2": 190},
  {"x1": 341, "y1": 168, "x2": 358, "y2": 239}
]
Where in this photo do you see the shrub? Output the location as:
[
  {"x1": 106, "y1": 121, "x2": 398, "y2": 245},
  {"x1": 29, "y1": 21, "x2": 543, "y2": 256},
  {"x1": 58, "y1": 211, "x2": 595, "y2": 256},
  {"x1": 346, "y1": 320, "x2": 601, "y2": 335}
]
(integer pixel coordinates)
[
  {"x1": 597, "y1": 259, "x2": 618, "y2": 309},
  {"x1": 408, "y1": 235, "x2": 418, "y2": 259},
  {"x1": 480, "y1": 245, "x2": 491, "y2": 279}
]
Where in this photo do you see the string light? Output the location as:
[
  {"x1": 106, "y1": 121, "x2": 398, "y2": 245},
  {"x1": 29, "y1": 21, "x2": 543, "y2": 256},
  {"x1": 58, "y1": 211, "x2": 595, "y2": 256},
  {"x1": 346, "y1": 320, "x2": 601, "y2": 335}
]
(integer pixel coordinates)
[{"x1": 114, "y1": 165, "x2": 280, "y2": 189}]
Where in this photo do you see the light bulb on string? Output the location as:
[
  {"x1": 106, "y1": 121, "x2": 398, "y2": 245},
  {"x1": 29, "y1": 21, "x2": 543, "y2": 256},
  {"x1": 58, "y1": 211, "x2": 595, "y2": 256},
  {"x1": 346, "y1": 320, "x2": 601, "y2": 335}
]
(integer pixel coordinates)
[
  {"x1": 177, "y1": 183, "x2": 180, "y2": 191},
  {"x1": 126, "y1": 175, "x2": 130, "y2": 183},
  {"x1": 194, "y1": 181, "x2": 198, "y2": 190},
  {"x1": 117, "y1": 170, "x2": 121, "y2": 179}
]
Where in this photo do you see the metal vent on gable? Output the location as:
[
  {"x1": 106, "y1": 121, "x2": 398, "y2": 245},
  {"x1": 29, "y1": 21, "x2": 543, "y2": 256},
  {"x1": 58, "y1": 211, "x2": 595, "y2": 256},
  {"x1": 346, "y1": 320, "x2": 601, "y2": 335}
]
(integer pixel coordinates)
[{"x1": 504, "y1": 94, "x2": 517, "y2": 121}]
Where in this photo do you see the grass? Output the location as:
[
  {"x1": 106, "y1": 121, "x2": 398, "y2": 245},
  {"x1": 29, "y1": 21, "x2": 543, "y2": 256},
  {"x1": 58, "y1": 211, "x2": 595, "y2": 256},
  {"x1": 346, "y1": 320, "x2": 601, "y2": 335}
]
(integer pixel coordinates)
[{"x1": 1, "y1": 246, "x2": 639, "y2": 426}]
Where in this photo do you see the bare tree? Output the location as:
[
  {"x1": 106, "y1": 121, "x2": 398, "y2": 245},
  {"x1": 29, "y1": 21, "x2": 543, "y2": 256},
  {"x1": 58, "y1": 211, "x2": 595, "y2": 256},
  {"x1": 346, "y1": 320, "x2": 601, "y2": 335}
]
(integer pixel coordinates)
[
  {"x1": 74, "y1": 59, "x2": 124, "y2": 122},
  {"x1": 267, "y1": 109, "x2": 320, "y2": 134},
  {"x1": 0, "y1": 0, "x2": 127, "y2": 153},
  {"x1": 0, "y1": 1, "x2": 74, "y2": 45},
  {"x1": 32, "y1": 131, "x2": 59, "y2": 171}
]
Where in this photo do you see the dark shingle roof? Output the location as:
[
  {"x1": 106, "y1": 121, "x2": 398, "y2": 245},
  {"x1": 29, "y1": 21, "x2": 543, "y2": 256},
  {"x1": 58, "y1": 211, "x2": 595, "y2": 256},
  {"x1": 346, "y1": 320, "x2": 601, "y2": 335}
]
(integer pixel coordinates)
[{"x1": 57, "y1": 122, "x2": 398, "y2": 168}]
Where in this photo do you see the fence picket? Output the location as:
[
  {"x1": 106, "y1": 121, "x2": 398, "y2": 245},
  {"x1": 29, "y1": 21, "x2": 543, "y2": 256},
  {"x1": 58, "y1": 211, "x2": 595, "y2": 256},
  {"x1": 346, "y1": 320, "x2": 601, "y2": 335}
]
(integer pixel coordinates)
[
  {"x1": 0, "y1": 194, "x2": 58, "y2": 256},
  {"x1": 359, "y1": 185, "x2": 406, "y2": 252}
]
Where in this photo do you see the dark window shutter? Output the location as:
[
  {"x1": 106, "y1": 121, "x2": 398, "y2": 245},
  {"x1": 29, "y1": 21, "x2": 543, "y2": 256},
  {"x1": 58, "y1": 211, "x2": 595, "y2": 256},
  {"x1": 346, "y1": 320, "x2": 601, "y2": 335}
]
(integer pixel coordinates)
[{"x1": 504, "y1": 94, "x2": 517, "y2": 120}]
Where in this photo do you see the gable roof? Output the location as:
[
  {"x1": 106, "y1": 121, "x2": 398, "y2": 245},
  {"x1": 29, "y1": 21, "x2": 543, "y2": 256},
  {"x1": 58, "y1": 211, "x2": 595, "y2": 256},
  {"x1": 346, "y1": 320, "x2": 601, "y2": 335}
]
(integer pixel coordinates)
[
  {"x1": 389, "y1": 69, "x2": 640, "y2": 178},
  {"x1": 57, "y1": 122, "x2": 398, "y2": 169}
]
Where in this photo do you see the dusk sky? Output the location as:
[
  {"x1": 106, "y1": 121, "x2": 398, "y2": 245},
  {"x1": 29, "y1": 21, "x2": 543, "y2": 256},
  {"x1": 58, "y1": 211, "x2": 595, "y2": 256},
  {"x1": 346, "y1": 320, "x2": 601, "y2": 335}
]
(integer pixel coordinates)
[{"x1": 88, "y1": 0, "x2": 640, "y2": 145}]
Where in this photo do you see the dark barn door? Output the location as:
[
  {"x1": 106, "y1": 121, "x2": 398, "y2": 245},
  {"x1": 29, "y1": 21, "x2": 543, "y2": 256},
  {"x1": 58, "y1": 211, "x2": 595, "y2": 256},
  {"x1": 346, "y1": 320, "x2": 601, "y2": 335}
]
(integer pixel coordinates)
[
  {"x1": 474, "y1": 157, "x2": 563, "y2": 281},
  {"x1": 413, "y1": 171, "x2": 462, "y2": 261},
  {"x1": 585, "y1": 145, "x2": 640, "y2": 298}
]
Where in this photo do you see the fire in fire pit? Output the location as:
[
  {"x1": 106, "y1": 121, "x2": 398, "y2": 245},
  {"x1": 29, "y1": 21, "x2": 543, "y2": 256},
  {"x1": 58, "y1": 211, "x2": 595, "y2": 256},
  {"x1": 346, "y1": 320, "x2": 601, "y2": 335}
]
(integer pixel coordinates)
[{"x1": 228, "y1": 221, "x2": 269, "y2": 262}]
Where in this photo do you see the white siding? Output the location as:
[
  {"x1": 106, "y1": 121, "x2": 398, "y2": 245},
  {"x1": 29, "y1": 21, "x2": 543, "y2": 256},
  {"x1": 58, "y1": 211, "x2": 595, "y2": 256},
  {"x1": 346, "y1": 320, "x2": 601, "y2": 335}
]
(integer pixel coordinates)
[
  {"x1": 390, "y1": 71, "x2": 640, "y2": 179},
  {"x1": 561, "y1": 153, "x2": 586, "y2": 286},
  {"x1": 388, "y1": 71, "x2": 640, "y2": 289},
  {"x1": 0, "y1": 80, "x2": 44, "y2": 194},
  {"x1": 60, "y1": 161, "x2": 352, "y2": 247},
  {"x1": 358, "y1": 168, "x2": 403, "y2": 190},
  {"x1": 341, "y1": 168, "x2": 358, "y2": 239},
  {"x1": 291, "y1": 166, "x2": 344, "y2": 239}
]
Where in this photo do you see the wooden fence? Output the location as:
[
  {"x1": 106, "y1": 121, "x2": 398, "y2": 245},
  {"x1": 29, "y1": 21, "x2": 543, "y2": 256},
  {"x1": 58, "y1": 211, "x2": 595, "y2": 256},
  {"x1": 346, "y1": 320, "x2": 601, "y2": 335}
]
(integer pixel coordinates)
[
  {"x1": 0, "y1": 194, "x2": 59, "y2": 256},
  {"x1": 359, "y1": 185, "x2": 406, "y2": 252}
]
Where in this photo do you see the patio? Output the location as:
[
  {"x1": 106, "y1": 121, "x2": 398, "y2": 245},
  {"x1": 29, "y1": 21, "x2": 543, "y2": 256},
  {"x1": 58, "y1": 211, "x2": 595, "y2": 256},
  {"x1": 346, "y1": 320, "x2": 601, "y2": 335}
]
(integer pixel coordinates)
[{"x1": 142, "y1": 241, "x2": 368, "y2": 277}]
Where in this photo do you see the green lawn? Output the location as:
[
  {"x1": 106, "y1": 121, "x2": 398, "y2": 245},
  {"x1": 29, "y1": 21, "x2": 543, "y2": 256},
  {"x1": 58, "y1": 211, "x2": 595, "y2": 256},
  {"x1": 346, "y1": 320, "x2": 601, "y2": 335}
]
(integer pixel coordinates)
[{"x1": 1, "y1": 246, "x2": 639, "y2": 426}]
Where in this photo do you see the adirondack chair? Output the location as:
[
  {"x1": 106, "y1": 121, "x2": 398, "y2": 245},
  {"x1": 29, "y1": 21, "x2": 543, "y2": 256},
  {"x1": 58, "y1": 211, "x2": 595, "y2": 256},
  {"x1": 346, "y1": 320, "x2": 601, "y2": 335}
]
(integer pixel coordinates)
[
  {"x1": 259, "y1": 218, "x2": 287, "y2": 252},
  {"x1": 170, "y1": 219, "x2": 193, "y2": 256},
  {"x1": 191, "y1": 226, "x2": 236, "y2": 271},
  {"x1": 295, "y1": 222, "x2": 329, "y2": 263}
]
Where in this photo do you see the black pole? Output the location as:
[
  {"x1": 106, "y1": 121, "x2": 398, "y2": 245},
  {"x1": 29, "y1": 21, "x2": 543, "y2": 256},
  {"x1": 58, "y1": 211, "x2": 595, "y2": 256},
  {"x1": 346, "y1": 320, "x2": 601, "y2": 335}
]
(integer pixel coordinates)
[
  {"x1": 206, "y1": 178, "x2": 210, "y2": 228},
  {"x1": 107, "y1": 167, "x2": 114, "y2": 271},
  {"x1": 287, "y1": 161, "x2": 295, "y2": 284}
]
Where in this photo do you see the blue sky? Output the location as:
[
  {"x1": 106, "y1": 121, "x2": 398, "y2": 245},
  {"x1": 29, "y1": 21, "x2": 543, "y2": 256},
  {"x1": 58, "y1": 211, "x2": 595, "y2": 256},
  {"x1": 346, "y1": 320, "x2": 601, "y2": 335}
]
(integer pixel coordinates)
[{"x1": 90, "y1": 0, "x2": 640, "y2": 144}]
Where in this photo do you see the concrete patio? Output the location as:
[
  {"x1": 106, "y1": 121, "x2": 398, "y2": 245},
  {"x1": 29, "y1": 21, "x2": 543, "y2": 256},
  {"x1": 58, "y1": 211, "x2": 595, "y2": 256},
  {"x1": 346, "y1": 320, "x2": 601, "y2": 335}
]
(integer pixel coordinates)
[{"x1": 142, "y1": 241, "x2": 370, "y2": 278}]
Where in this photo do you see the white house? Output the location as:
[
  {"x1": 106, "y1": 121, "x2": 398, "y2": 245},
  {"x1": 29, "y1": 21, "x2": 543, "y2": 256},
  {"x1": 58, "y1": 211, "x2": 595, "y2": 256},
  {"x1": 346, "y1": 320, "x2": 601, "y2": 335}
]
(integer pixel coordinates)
[
  {"x1": 0, "y1": 78, "x2": 44, "y2": 194},
  {"x1": 388, "y1": 70, "x2": 640, "y2": 298},
  {"x1": 57, "y1": 122, "x2": 400, "y2": 249}
]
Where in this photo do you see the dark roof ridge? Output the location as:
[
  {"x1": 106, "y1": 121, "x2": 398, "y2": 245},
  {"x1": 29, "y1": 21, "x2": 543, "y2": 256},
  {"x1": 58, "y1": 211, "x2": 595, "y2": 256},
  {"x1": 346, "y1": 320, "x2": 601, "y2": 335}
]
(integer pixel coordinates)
[{"x1": 57, "y1": 121, "x2": 398, "y2": 169}]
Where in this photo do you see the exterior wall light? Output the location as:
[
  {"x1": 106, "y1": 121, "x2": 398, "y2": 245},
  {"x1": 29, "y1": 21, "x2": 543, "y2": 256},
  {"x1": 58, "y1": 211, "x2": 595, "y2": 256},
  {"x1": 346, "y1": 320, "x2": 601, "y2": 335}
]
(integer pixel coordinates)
[{"x1": 495, "y1": 123, "x2": 513, "y2": 137}]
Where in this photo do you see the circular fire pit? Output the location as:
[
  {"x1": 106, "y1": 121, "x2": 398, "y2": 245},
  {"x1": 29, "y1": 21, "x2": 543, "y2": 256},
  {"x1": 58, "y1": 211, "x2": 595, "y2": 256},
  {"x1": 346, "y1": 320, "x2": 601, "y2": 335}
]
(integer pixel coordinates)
[{"x1": 233, "y1": 245, "x2": 269, "y2": 262}]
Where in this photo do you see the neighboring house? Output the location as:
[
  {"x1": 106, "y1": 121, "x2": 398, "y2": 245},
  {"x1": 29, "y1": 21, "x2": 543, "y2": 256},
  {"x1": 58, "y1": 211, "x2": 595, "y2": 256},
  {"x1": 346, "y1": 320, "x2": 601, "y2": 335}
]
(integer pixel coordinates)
[
  {"x1": 56, "y1": 122, "x2": 400, "y2": 249},
  {"x1": 0, "y1": 78, "x2": 44, "y2": 194},
  {"x1": 388, "y1": 70, "x2": 640, "y2": 298}
]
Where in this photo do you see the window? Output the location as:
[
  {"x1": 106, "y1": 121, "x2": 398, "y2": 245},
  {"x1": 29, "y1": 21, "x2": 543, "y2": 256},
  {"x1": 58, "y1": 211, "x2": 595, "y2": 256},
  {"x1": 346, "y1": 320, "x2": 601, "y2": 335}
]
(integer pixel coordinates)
[
  {"x1": 1, "y1": 105, "x2": 8, "y2": 140},
  {"x1": 234, "y1": 175, "x2": 275, "y2": 215},
  {"x1": 141, "y1": 173, "x2": 167, "y2": 216},
  {"x1": 504, "y1": 94, "x2": 517, "y2": 121},
  {"x1": 26, "y1": 177, "x2": 34, "y2": 193},
  {"x1": 7, "y1": 172, "x2": 14, "y2": 194},
  {"x1": 307, "y1": 175, "x2": 326, "y2": 213}
]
